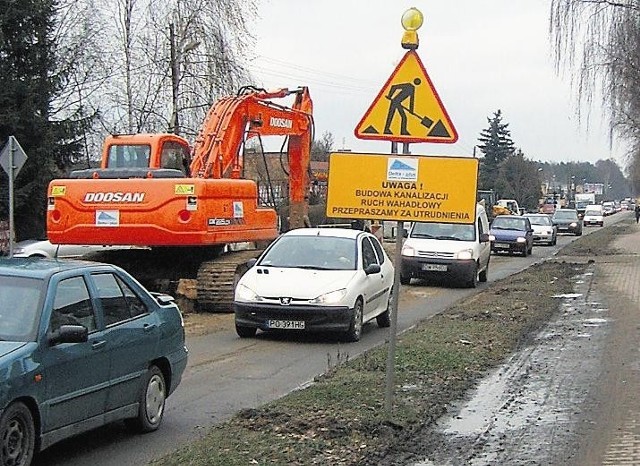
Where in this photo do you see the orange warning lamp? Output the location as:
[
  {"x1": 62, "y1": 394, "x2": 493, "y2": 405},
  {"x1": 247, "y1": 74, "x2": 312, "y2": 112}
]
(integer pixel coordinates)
[{"x1": 401, "y1": 7, "x2": 423, "y2": 50}]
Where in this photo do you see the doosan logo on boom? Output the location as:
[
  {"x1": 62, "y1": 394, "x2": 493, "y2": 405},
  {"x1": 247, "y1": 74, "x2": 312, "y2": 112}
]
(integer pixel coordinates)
[
  {"x1": 270, "y1": 117, "x2": 293, "y2": 129},
  {"x1": 83, "y1": 192, "x2": 145, "y2": 203}
]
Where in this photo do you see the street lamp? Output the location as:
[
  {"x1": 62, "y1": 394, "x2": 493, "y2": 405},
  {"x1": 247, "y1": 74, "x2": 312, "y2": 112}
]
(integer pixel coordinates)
[{"x1": 169, "y1": 23, "x2": 200, "y2": 135}]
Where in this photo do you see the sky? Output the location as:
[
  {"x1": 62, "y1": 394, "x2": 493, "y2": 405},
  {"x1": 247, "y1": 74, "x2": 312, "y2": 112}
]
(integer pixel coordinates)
[{"x1": 248, "y1": 0, "x2": 628, "y2": 167}]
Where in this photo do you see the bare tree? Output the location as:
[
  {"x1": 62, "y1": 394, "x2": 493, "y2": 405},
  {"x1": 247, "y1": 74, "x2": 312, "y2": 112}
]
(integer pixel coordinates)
[
  {"x1": 550, "y1": 0, "x2": 640, "y2": 190},
  {"x1": 53, "y1": 0, "x2": 258, "y2": 149}
]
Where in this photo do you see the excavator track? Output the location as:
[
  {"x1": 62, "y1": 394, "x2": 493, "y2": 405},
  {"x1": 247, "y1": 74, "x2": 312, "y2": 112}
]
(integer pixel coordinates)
[{"x1": 196, "y1": 249, "x2": 264, "y2": 312}]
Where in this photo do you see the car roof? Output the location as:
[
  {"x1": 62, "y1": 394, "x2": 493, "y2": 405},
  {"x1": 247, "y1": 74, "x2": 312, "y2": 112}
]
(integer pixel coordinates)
[
  {"x1": 0, "y1": 258, "x2": 116, "y2": 280},
  {"x1": 282, "y1": 227, "x2": 366, "y2": 239},
  {"x1": 493, "y1": 215, "x2": 523, "y2": 220}
]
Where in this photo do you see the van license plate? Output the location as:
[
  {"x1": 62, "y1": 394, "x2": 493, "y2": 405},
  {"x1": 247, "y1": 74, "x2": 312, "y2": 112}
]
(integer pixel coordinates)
[
  {"x1": 268, "y1": 320, "x2": 305, "y2": 330},
  {"x1": 422, "y1": 264, "x2": 447, "y2": 272}
]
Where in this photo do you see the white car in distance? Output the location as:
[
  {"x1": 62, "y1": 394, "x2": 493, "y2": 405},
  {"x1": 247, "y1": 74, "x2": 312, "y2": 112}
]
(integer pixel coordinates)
[{"x1": 11, "y1": 239, "x2": 138, "y2": 259}]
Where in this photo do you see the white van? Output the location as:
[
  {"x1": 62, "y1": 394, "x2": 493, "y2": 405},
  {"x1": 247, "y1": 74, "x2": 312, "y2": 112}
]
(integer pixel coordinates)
[
  {"x1": 583, "y1": 204, "x2": 604, "y2": 227},
  {"x1": 400, "y1": 204, "x2": 491, "y2": 288}
]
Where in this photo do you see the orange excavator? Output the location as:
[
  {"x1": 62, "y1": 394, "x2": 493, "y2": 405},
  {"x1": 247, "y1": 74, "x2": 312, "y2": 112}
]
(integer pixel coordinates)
[{"x1": 47, "y1": 86, "x2": 314, "y2": 309}]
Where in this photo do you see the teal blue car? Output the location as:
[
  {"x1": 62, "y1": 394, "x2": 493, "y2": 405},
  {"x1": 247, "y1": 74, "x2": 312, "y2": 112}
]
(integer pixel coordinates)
[{"x1": 0, "y1": 258, "x2": 188, "y2": 465}]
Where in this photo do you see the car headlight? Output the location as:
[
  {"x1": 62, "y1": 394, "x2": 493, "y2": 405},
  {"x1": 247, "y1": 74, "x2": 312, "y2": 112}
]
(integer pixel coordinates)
[
  {"x1": 235, "y1": 284, "x2": 263, "y2": 302},
  {"x1": 456, "y1": 249, "x2": 473, "y2": 260},
  {"x1": 570, "y1": 222, "x2": 577, "y2": 227},
  {"x1": 489, "y1": 234, "x2": 496, "y2": 241},
  {"x1": 516, "y1": 237, "x2": 527, "y2": 243},
  {"x1": 546, "y1": 229, "x2": 552, "y2": 234},
  {"x1": 13, "y1": 248, "x2": 25, "y2": 254},
  {"x1": 310, "y1": 288, "x2": 347, "y2": 305},
  {"x1": 401, "y1": 244, "x2": 416, "y2": 257}
]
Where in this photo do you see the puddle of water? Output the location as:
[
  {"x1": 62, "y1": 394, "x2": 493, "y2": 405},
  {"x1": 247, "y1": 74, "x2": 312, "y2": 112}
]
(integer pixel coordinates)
[
  {"x1": 412, "y1": 270, "x2": 611, "y2": 466},
  {"x1": 552, "y1": 293, "x2": 582, "y2": 299}
]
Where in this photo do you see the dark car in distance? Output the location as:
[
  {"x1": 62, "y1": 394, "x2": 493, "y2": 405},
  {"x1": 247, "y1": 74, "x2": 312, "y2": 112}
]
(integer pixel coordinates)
[
  {"x1": 0, "y1": 258, "x2": 188, "y2": 466},
  {"x1": 552, "y1": 208, "x2": 583, "y2": 236},
  {"x1": 489, "y1": 215, "x2": 534, "y2": 256}
]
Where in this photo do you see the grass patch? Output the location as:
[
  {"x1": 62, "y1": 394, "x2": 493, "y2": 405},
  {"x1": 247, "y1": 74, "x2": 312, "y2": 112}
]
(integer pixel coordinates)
[{"x1": 154, "y1": 220, "x2": 634, "y2": 465}]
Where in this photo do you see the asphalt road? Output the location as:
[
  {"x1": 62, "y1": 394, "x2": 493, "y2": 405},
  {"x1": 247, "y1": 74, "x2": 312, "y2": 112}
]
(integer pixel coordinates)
[{"x1": 34, "y1": 214, "x2": 626, "y2": 466}]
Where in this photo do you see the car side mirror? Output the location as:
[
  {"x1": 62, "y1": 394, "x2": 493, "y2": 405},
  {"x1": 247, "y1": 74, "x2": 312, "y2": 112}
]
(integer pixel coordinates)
[
  {"x1": 479, "y1": 233, "x2": 490, "y2": 243},
  {"x1": 364, "y1": 263, "x2": 381, "y2": 275},
  {"x1": 151, "y1": 292, "x2": 175, "y2": 306},
  {"x1": 246, "y1": 258, "x2": 258, "y2": 268},
  {"x1": 49, "y1": 324, "x2": 88, "y2": 346}
]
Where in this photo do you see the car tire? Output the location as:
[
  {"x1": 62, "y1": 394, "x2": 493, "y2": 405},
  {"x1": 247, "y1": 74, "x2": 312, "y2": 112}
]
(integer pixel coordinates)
[
  {"x1": 126, "y1": 365, "x2": 166, "y2": 433},
  {"x1": 465, "y1": 263, "x2": 478, "y2": 288},
  {"x1": 400, "y1": 273, "x2": 411, "y2": 285},
  {"x1": 479, "y1": 260, "x2": 489, "y2": 282},
  {"x1": 236, "y1": 324, "x2": 257, "y2": 338},
  {"x1": 344, "y1": 298, "x2": 364, "y2": 342},
  {"x1": 0, "y1": 402, "x2": 35, "y2": 466},
  {"x1": 376, "y1": 288, "x2": 392, "y2": 328}
]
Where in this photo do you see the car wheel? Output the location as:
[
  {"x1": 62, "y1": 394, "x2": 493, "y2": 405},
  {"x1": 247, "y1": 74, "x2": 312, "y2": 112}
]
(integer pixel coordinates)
[
  {"x1": 400, "y1": 273, "x2": 411, "y2": 285},
  {"x1": 465, "y1": 263, "x2": 478, "y2": 288},
  {"x1": 479, "y1": 260, "x2": 489, "y2": 282},
  {"x1": 344, "y1": 298, "x2": 364, "y2": 342},
  {"x1": 376, "y1": 288, "x2": 392, "y2": 328},
  {"x1": 236, "y1": 324, "x2": 257, "y2": 338},
  {"x1": 126, "y1": 365, "x2": 166, "y2": 433},
  {"x1": 0, "y1": 402, "x2": 35, "y2": 466}
]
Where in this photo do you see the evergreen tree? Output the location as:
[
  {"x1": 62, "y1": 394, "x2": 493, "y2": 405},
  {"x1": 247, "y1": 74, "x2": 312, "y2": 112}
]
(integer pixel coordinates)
[
  {"x1": 0, "y1": 0, "x2": 86, "y2": 240},
  {"x1": 477, "y1": 110, "x2": 515, "y2": 191},
  {"x1": 494, "y1": 150, "x2": 542, "y2": 210}
]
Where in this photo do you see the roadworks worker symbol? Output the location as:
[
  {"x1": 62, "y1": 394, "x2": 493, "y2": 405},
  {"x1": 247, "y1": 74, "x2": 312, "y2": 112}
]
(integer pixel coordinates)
[{"x1": 355, "y1": 50, "x2": 457, "y2": 143}]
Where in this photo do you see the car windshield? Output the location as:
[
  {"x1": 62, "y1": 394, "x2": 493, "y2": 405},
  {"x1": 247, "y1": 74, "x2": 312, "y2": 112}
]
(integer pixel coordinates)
[
  {"x1": 0, "y1": 275, "x2": 44, "y2": 341},
  {"x1": 526, "y1": 216, "x2": 551, "y2": 226},
  {"x1": 491, "y1": 217, "x2": 527, "y2": 231},
  {"x1": 410, "y1": 221, "x2": 476, "y2": 241},
  {"x1": 553, "y1": 211, "x2": 578, "y2": 220},
  {"x1": 258, "y1": 235, "x2": 357, "y2": 270}
]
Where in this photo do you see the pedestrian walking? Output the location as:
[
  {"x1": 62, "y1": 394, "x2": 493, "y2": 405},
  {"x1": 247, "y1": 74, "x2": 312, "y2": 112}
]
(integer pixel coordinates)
[{"x1": 635, "y1": 204, "x2": 640, "y2": 223}]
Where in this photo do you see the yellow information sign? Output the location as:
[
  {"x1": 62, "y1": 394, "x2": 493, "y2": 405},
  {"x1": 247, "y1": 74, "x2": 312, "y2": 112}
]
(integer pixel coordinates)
[
  {"x1": 326, "y1": 153, "x2": 478, "y2": 223},
  {"x1": 354, "y1": 50, "x2": 457, "y2": 143}
]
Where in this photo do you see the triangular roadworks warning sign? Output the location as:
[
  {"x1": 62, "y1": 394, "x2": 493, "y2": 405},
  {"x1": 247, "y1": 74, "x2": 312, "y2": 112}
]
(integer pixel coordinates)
[{"x1": 354, "y1": 50, "x2": 458, "y2": 144}]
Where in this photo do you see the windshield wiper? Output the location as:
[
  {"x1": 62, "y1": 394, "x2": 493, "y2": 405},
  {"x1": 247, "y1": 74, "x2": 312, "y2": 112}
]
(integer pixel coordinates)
[
  {"x1": 435, "y1": 236, "x2": 462, "y2": 241},
  {"x1": 296, "y1": 265, "x2": 332, "y2": 270},
  {"x1": 412, "y1": 233, "x2": 436, "y2": 238}
]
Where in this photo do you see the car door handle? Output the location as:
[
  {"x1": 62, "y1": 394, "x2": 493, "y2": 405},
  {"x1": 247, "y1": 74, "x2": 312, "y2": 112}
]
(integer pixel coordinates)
[
  {"x1": 92, "y1": 340, "x2": 107, "y2": 350},
  {"x1": 143, "y1": 323, "x2": 157, "y2": 332}
]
